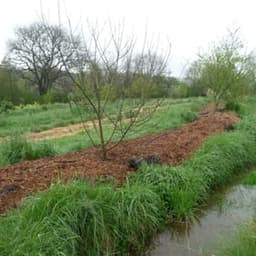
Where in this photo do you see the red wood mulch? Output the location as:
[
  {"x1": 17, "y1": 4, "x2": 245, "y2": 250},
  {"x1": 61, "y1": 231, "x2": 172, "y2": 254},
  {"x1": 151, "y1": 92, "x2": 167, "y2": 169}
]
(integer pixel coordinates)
[{"x1": 0, "y1": 107, "x2": 239, "y2": 214}]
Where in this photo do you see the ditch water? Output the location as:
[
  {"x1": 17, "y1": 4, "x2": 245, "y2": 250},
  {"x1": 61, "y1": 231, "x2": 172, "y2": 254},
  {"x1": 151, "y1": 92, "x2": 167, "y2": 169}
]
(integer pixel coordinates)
[{"x1": 148, "y1": 176, "x2": 256, "y2": 256}]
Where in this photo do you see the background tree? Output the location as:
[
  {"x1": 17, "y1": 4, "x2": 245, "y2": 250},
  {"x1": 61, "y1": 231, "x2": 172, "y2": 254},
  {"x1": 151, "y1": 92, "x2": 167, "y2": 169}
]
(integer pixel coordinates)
[
  {"x1": 7, "y1": 22, "x2": 79, "y2": 95},
  {"x1": 59, "y1": 22, "x2": 171, "y2": 160},
  {"x1": 188, "y1": 30, "x2": 255, "y2": 110},
  {"x1": 185, "y1": 60, "x2": 207, "y2": 97}
]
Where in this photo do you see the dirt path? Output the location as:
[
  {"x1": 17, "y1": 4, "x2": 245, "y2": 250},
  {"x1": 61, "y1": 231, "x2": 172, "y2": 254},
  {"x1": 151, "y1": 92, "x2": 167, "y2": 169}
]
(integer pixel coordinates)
[
  {"x1": 24, "y1": 105, "x2": 167, "y2": 141},
  {"x1": 28, "y1": 122, "x2": 93, "y2": 141},
  {"x1": 0, "y1": 108, "x2": 239, "y2": 214}
]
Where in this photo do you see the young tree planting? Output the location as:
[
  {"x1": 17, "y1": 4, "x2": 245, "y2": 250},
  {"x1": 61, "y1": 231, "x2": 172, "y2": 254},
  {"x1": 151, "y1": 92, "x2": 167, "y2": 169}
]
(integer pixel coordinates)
[{"x1": 59, "y1": 22, "x2": 171, "y2": 160}]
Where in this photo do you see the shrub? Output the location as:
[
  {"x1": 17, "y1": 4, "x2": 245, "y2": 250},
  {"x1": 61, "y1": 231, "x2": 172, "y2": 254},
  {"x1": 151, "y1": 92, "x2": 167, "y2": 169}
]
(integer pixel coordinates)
[
  {"x1": 225, "y1": 100, "x2": 241, "y2": 112},
  {"x1": 0, "y1": 100, "x2": 14, "y2": 113},
  {"x1": 181, "y1": 111, "x2": 198, "y2": 123}
]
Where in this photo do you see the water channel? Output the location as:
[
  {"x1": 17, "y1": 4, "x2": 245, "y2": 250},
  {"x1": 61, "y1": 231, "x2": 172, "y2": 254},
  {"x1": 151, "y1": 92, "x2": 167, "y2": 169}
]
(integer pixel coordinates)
[{"x1": 148, "y1": 177, "x2": 256, "y2": 256}]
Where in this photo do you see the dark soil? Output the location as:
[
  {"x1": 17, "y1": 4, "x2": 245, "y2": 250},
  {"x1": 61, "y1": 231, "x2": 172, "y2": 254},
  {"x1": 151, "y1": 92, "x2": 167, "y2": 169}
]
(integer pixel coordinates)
[{"x1": 0, "y1": 106, "x2": 239, "y2": 214}]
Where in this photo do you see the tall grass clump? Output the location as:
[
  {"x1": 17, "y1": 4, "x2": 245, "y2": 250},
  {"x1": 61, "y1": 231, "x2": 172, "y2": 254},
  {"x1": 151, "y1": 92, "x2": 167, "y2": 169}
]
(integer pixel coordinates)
[
  {"x1": 0, "y1": 137, "x2": 56, "y2": 166},
  {"x1": 0, "y1": 181, "x2": 164, "y2": 256},
  {"x1": 116, "y1": 184, "x2": 165, "y2": 254},
  {"x1": 0, "y1": 182, "x2": 119, "y2": 256},
  {"x1": 131, "y1": 165, "x2": 205, "y2": 219}
]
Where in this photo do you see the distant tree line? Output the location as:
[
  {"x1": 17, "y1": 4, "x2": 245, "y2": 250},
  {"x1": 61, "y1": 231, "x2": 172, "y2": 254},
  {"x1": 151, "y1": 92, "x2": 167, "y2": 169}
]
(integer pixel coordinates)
[
  {"x1": 0, "y1": 21, "x2": 204, "y2": 106},
  {"x1": 1, "y1": 22, "x2": 255, "y2": 110}
]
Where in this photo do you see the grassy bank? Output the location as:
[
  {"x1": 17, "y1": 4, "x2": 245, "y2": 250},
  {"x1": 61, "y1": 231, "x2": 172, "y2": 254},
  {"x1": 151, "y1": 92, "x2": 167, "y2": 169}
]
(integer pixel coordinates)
[{"x1": 1, "y1": 102, "x2": 256, "y2": 255}]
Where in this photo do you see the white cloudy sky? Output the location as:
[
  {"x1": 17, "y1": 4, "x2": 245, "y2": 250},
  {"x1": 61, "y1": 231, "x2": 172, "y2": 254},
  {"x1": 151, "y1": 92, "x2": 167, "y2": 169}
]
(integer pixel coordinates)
[{"x1": 0, "y1": 0, "x2": 256, "y2": 77}]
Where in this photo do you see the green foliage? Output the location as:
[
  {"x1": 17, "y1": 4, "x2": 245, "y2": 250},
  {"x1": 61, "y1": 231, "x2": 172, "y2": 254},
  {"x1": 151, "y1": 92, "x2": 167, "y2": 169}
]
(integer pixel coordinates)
[
  {"x1": 242, "y1": 171, "x2": 256, "y2": 185},
  {"x1": 116, "y1": 185, "x2": 165, "y2": 254},
  {"x1": 40, "y1": 90, "x2": 70, "y2": 104},
  {"x1": 0, "y1": 181, "x2": 164, "y2": 256},
  {"x1": 180, "y1": 111, "x2": 198, "y2": 123},
  {"x1": 0, "y1": 100, "x2": 14, "y2": 113},
  {"x1": 0, "y1": 136, "x2": 33, "y2": 165},
  {"x1": 188, "y1": 30, "x2": 255, "y2": 109},
  {"x1": 171, "y1": 82, "x2": 189, "y2": 98},
  {"x1": 127, "y1": 76, "x2": 167, "y2": 98},
  {"x1": 0, "y1": 137, "x2": 56, "y2": 166},
  {"x1": 0, "y1": 67, "x2": 35, "y2": 105},
  {"x1": 186, "y1": 60, "x2": 208, "y2": 97},
  {"x1": 225, "y1": 100, "x2": 241, "y2": 112}
]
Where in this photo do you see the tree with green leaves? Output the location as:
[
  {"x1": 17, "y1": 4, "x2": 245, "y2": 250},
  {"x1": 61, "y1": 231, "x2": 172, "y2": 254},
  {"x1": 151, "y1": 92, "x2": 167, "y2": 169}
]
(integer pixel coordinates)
[{"x1": 188, "y1": 30, "x2": 255, "y2": 110}]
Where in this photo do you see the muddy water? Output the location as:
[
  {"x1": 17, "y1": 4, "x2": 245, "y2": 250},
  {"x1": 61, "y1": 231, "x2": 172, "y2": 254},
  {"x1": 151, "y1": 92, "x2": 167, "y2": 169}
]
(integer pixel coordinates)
[{"x1": 149, "y1": 181, "x2": 256, "y2": 256}]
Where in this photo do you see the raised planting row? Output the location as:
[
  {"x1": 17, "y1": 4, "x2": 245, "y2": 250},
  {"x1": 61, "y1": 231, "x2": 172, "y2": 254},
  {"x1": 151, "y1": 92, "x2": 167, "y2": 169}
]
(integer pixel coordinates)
[{"x1": 1, "y1": 114, "x2": 256, "y2": 255}]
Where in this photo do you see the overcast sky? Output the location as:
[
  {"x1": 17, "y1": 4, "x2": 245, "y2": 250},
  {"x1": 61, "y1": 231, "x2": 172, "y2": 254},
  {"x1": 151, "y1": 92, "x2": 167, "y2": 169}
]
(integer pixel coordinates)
[{"x1": 1, "y1": 0, "x2": 256, "y2": 77}]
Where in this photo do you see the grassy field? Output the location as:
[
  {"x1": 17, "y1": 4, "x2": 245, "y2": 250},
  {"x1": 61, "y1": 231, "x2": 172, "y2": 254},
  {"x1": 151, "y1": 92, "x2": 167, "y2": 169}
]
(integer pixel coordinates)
[
  {"x1": 0, "y1": 103, "x2": 83, "y2": 137},
  {"x1": 49, "y1": 97, "x2": 207, "y2": 154},
  {"x1": 0, "y1": 97, "x2": 208, "y2": 166},
  {"x1": 0, "y1": 98, "x2": 206, "y2": 137},
  {"x1": 1, "y1": 97, "x2": 256, "y2": 255}
]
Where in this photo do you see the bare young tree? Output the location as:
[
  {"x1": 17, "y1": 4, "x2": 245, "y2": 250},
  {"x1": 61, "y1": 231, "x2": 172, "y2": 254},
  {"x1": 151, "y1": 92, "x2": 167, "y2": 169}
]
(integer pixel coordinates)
[
  {"x1": 59, "y1": 22, "x2": 171, "y2": 160},
  {"x1": 7, "y1": 22, "x2": 79, "y2": 95}
]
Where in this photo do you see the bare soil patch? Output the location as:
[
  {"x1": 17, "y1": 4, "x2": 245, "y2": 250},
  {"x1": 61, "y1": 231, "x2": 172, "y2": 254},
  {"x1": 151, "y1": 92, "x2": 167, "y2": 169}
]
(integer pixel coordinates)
[
  {"x1": 28, "y1": 105, "x2": 167, "y2": 141},
  {"x1": 0, "y1": 107, "x2": 239, "y2": 214},
  {"x1": 28, "y1": 122, "x2": 92, "y2": 141}
]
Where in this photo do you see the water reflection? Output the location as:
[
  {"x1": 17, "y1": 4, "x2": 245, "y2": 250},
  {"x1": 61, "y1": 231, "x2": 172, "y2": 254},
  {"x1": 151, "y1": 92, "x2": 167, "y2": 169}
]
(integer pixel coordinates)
[{"x1": 149, "y1": 184, "x2": 256, "y2": 256}]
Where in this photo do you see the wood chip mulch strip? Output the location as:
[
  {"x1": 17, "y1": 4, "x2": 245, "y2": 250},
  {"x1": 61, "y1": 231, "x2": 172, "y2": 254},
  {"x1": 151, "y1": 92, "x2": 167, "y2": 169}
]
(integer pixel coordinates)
[{"x1": 0, "y1": 108, "x2": 239, "y2": 214}]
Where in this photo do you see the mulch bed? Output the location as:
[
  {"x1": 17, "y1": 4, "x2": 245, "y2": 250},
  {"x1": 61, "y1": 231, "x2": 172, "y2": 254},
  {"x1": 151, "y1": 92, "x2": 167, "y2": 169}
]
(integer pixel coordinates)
[{"x1": 0, "y1": 107, "x2": 239, "y2": 214}]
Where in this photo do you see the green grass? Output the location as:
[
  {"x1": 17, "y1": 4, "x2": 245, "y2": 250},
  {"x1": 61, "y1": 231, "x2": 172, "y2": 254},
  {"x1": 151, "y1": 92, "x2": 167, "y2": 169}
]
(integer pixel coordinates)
[
  {"x1": 1, "y1": 100, "x2": 256, "y2": 255},
  {"x1": 131, "y1": 127, "x2": 256, "y2": 219},
  {"x1": 0, "y1": 98, "x2": 205, "y2": 138},
  {"x1": 49, "y1": 97, "x2": 207, "y2": 155},
  {"x1": 0, "y1": 182, "x2": 165, "y2": 256},
  {"x1": 242, "y1": 171, "x2": 256, "y2": 185},
  {"x1": 0, "y1": 102, "x2": 84, "y2": 137},
  {"x1": 0, "y1": 97, "x2": 208, "y2": 165},
  {"x1": 0, "y1": 136, "x2": 56, "y2": 166}
]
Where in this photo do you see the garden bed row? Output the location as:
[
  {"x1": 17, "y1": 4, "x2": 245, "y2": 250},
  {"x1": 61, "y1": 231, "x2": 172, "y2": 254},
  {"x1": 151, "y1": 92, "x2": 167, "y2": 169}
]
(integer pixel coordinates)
[{"x1": 1, "y1": 114, "x2": 256, "y2": 255}]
